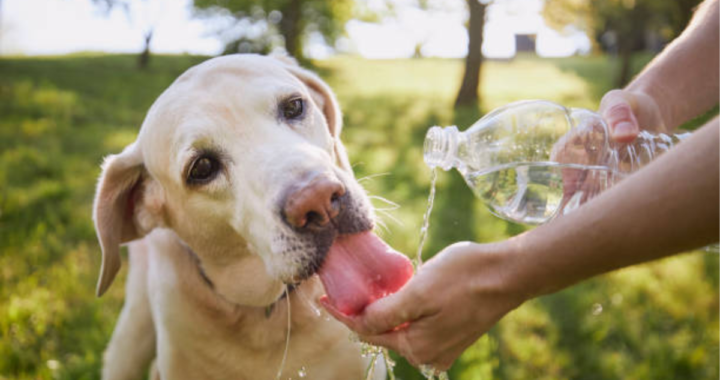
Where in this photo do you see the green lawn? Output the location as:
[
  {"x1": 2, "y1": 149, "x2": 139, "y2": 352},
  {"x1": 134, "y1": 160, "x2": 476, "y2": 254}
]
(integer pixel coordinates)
[{"x1": 0, "y1": 54, "x2": 717, "y2": 380}]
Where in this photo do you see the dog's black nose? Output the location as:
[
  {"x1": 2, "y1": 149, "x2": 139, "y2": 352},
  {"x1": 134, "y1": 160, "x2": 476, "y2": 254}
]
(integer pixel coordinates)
[{"x1": 283, "y1": 173, "x2": 346, "y2": 230}]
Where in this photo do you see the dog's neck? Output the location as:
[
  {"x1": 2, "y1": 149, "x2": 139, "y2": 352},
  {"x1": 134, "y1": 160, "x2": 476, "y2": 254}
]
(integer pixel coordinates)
[
  {"x1": 180, "y1": 242, "x2": 215, "y2": 288},
  {"x1": 177, "y1": 237, "x2": 289, "y2": 310}
]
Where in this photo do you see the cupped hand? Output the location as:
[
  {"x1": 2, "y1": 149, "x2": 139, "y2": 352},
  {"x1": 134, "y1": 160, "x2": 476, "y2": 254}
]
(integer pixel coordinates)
[
  {"x1": 320, "y1": 241, "x2": 526, "y2": 371},
  {"x1": 599, "y1": 89, "x2": 667, "y2": 143}
]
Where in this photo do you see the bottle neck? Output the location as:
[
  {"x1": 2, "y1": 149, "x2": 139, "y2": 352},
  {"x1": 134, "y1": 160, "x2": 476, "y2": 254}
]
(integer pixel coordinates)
[{"x1": 424, "y1": 126, "x2": 461, "y2": 171}]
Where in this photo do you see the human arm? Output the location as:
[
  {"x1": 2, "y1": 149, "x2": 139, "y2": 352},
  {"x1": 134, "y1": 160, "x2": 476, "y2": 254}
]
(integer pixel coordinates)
[
  {"x1": 601, "y1": 0, "x2": 719, "y2": 142},
  {"x1": 323, "y1": 119, "x2": 719, "y2": 369}
]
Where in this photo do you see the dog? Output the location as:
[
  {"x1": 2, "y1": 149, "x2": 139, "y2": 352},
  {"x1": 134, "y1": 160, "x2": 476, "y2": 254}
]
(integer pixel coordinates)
[{"x1": 92, "y1": 54, "x2": 413, "y2": 380}]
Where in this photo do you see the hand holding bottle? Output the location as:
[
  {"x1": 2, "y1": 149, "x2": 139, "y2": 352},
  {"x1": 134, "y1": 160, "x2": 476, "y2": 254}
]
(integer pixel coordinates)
[
  {"x1": 599, "y1": 89, "x2": 668, "y2": 143},
  {"x1": 551, "y1": 89, "x2": 669, "y2": 212}
]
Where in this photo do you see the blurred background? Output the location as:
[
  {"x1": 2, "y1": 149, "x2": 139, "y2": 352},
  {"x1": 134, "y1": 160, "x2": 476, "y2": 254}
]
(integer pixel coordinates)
[{"x1": 0, "y1": 0, "x2": 718, "y2": 379}]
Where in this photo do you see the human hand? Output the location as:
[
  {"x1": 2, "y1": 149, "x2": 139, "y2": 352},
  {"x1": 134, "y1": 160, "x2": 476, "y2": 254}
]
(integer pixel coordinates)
[
  {"x1": 549, "y1": 89, "x2": 667, "y2": 216},
  {"x1": 319, "y1": 241, "x2": 526, "y2": 370},
  {"x1": 599, "y1": 89, "x2": 667, "y2": 143}
]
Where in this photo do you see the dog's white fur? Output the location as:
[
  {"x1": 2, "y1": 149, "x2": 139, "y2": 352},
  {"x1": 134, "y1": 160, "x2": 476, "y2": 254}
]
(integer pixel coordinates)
[{"x1": 94, "y1": 55, "x2": 384, "y2": 380}]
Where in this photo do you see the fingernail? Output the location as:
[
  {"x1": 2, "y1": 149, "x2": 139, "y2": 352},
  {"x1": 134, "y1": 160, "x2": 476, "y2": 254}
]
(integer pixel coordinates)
[{"x1": 613, "y1": 121, "x2": 637, "y2": 137}]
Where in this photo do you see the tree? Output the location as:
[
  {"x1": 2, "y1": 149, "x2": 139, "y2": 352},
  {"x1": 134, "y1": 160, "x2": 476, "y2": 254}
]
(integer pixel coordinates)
[
  {"x1": 543, "y1": 0, "x2": 703, "y2": 87},
  {"x1": 454, "y1": 0, "x2": 489, "y2": 109},
  {"x1": 193, "y1": 0, "x2": 354, "y2": 60},
  {"x1": 92, "y1": 0, "x2": 157, "y2": 69}
]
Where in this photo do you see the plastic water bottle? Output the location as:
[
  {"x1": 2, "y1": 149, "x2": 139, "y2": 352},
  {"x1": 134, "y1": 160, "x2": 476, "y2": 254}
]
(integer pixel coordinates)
[{"x1": 423, "y1": 100, "x2": 690, "y2": 225}]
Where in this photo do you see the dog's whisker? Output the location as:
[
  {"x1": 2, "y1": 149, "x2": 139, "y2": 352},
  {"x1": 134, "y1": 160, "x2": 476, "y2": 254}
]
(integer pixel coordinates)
[
  {"x1": 373, "y1": 218, "x2": 390, "y2": 235},
  {"x1": 375, "y1": 208, "x2": 404, "y2": 227},
  {"x1": 368, "y1": 195, "x2": 400, "y2": 209},
  {"x1": 374, "y1": 205, "x2": 401, "y2": 212},
  {"x1": 357, "y1": 172, "x2": 391, "y2": 183}
]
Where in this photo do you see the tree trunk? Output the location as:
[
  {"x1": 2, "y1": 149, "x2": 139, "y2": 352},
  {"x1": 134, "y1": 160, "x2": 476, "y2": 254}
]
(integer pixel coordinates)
[
  {"x1": 614, "y1": 5, "x2": 646, "y2": 88},
  {"x1": 138, "y1": 29, "x2": 153, "y2": 70},
  {"x1": 454, "y1": 0, "x2": 487, "y2": 109},
  {"x1": 616, "y1": 43, "x2": 632, "y2": 88},
  {"x1": 279, "y1": 0, "x2": 303, "y2": 59}
]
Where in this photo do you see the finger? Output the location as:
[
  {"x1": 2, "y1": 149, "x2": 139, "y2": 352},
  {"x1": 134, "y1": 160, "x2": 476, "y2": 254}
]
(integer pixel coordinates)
[
  {"x1": 318, "y1": 295, "x2": 364, "y2": 331},
  {"x1": 599, "y1": 90, "x2": 640, "y2": 143},
  {"x1": 359, "y1": 283, "x2": 429, "y2": 335},
  {"x1": 319, "y1": 292, "x2": 422, "y2": 336}
]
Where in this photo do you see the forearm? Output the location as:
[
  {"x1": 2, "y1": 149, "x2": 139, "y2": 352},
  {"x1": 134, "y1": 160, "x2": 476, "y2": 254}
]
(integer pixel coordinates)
[
  {"x1": 508, "y1": 118, "x2": 719, "y2": 298},
  {"x1": 626, "y1": 0, "x2": 719, "y2": 129}
]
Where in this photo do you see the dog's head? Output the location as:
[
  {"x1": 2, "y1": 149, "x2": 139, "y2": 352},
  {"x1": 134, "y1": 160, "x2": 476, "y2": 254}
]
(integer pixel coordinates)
[{"x1": 93, "y1": 54, "x2": 379, "y2": 306}]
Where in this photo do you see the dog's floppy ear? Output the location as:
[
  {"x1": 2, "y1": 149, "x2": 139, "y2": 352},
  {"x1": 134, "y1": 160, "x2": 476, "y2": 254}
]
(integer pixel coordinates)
[
  {"x1": 93, "y1": 142, "x2": 159, "y2": 296},
  {"x1": 276, "y1": 57, "x2": 353, "y2": 173}
]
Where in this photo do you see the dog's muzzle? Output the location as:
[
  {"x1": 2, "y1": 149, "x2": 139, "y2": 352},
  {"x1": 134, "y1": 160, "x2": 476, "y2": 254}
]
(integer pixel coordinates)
[{"x1": 278, "y1": 172, "x2": 374, "y2": 281}]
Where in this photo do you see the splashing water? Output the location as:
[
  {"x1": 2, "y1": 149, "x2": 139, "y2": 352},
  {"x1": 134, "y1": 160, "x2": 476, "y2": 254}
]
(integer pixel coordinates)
[
  {"x1": 360, "y1": 167, "x2": 446, "y2": 380},
  {"x1": 359, "y1": 343, "x2": 398, "y2": 380},
  {"x1": 295, "y1": 285, "x2": 322, "y2": 318},
  {"x1": 274, "y1": 285, "x2": 292, "y2": 380},
  {"x1": 415, "y1": 168, "x2": 449, "y2": 380},
  {"x1": 420, "y1": 365, "x2": 450, "y2": 380},
  {"x1": 415, "y1": 167, "x2": 438, "y2": 269}
]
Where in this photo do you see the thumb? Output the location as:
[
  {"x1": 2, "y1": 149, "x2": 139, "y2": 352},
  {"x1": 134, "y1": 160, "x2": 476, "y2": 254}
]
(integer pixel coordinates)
[
  {"x1": 599, "y1": 90, "x2": 640, "y2": 143},
  {"x1": 359, "y1": 282, "x2": 428, "y2": 335}
]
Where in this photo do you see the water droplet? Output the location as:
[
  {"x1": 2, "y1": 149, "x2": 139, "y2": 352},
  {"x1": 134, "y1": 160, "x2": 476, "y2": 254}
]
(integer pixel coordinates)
[
  {"x1": 591, "y1": 303, "x2": 603, "y2": 315},
  {"x1": 419, "y1": 365, "x2": 449, "y2": 380},
  {"x1": 349, "y1": 332, "x2": 360, "y2": 343},
  {"x1": 297, "y1": 366, "x2": 307, "y2": 378}
]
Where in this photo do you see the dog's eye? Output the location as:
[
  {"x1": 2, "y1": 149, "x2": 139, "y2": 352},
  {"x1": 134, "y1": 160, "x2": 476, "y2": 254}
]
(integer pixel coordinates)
[
  {"x1": 282, "y1": 98, "x2": 304, "y2": 120},
  {"x1": 187, "y1": 156, "x2": 219, "y2": 185}
]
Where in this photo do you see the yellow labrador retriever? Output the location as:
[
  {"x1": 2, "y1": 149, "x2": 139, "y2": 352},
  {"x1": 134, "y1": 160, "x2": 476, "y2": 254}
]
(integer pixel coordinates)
[{"x1": 93, "y1": 54, "x2": 413, "y2": 380}]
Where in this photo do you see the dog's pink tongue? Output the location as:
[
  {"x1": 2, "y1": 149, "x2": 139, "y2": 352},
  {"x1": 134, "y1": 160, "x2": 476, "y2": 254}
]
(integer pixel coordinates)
[{"x1": 318, "y1": 232, "x2": 413, "y2": 316}]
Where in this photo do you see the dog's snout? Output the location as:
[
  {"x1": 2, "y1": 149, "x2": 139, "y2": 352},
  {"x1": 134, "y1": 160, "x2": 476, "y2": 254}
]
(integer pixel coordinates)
[{"x1": 283, "y1": 174, "x2": 346, "y2": 230}]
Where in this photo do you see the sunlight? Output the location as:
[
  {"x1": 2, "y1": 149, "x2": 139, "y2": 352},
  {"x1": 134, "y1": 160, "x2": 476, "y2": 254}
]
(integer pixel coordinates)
[{"x1": 2, "y1": 0, "x2": 589, "y2": 58}]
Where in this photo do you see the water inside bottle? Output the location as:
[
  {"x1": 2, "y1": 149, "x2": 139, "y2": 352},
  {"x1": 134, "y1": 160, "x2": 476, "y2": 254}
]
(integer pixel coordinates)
[{"x1": 465, "y1": 162, "x2": 613, "y2": 225}]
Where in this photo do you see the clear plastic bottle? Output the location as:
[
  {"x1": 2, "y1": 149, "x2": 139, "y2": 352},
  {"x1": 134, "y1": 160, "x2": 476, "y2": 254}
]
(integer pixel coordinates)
[{"x1": 424, "y1": 100, "x2": 690, "y2": 225}]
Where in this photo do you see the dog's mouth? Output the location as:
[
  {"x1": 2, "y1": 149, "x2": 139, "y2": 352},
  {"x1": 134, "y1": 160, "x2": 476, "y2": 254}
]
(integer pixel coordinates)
[
  {"x1": 317, "y1": 231, "x2": 414, "y2": 316},
  {"x1": 282, "y1": 190, "x2": 414, "y2": 316}
]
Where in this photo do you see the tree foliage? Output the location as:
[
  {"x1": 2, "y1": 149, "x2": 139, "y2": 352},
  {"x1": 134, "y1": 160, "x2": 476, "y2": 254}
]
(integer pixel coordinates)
[
  {"x1": 193, "y1": 0, "x2": 355, "y2": 59},
  {"x1": 543, "y1": 0, "x2": 703, "y2": 86},
  {"x1": 544, "y1": 0, "x2": 702, "y2": 42}
]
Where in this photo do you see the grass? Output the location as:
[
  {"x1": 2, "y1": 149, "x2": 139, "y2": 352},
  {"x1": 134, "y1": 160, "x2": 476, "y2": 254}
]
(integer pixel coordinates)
[{"x1": 0, "y1": 53, "x2": 717, "y2": 380}]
